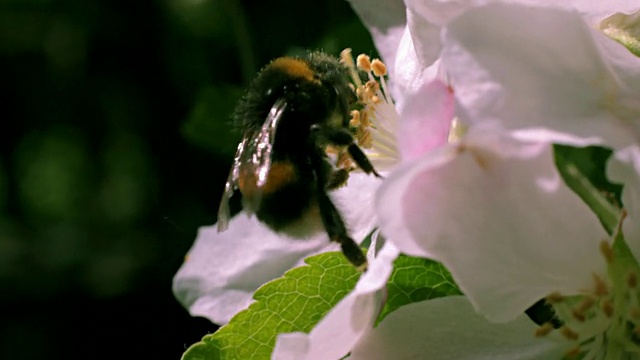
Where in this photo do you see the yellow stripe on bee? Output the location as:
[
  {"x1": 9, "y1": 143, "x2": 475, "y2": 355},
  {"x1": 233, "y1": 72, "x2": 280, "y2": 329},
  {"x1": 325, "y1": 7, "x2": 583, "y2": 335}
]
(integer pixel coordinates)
[
  {"x1": 238, "y1": 161, "x2": 298, "y2": 197},
  {"x1": 270, "y1": 57, "x2": 320, "y2": 84}
]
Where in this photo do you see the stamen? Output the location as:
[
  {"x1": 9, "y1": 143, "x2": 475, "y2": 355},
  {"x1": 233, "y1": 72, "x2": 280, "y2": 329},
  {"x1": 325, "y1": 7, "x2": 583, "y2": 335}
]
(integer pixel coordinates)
[
  {"x1": 337, "y1": 151, "x2": 354, "y2": 170},
  {"x1": 364, "y1": 80, "x2": 380, "y2": 97},
  {"x1": 325, "y1": 145, "x2": 339, "y2": 155},
  {"x1": 593, "y1": 274, "x2": 609, "y2": 297},
  {"x1": 546, "y1": 292, "x2": 566, "y2": 304},
  {"x1": 601, "y1": 299, "x2": 614, "y2": 318},
  {"x1": 360, "y1": 111, "x2": 371, "y2": 128},
  {"x1": 340, "y1": 48, "x2": 363, "y2": 88},
  {"x1": 571, "y1": 308, "x2": 586, "y2": 323},
  {"x1": 357, "y1": 128, "x2": 373, "y2": 149},
  {"x1": 538, "y1": 234, "x2": 640, "y2": 357},
  {"x1": 374, "y1": 61, "x2": 393, "y2": 105},
  {"x1": 599, "y1": 240, "x2": 615, "y2": 264},
  {"x1": 340, "y1": 48, "x2": 399, "y2": 170},
  {"x1": 577, "y1": 297, "x2": 596, "y2": 313},
  {"x1": 628, "y1": 272, "x2": 637, "y2": 289},
  {"x1": 534, "y1": 322, "x2": 554, "y2": 337},
  {"x1": 349, "y1": 110, "x2": 360, "y2": 128},
  {"x1": 560, "y1": 326, "x2": 580, "y2": 341},
  {"x1": 371, "y1": 59, "x2": 387, "y2": 77},
  {"x1": 565, "y1": 347, "x2": 582, "y2": 359},
  {"x1": 356, "y1": 54, "x2": 372, "y2": 72}
]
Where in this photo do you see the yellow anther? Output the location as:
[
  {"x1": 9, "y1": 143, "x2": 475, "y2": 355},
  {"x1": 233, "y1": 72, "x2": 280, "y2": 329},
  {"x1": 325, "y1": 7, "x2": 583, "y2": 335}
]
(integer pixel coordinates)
[
  {"x1": 560, "y1": 326, "x2": 580, "y2": 341},
  {"x1": 599, "y1": 240, "x2": 614, "y2": 264},
  {"x1": 356, "y1": 54, "x2": 372, "y2": 72},
  {"x1": 546, "y1": 292, "x2": 566, "y2": 304},
  {"x1": 340, "y1": 48, "x2": 355, "y2": 67},
  {"x1": 365, "y1": 80, "x2": 380, "y2": 93},
  {"x1": 534, "y1": 322, "x2": 554, "y2": 337},
  {"x1": 371, "y1": 59, "x2": 387, "y2": 77},
  {"x1": 565, "y1": 347, "x2": 582, "y2": 359},
  {"x1": 576, "y1": 297, "x2": 595, "y2": 313},
  {"x1": 361, "y1": 111, "x2": 371, "y2": 127},
  {"x1": 593, "y1": 274, "x2": 609, "y2": 297},
  {"x1": 628, "y1": 272, "x2": 637, "y2": 288},
  {"x1": 325, "y1": 145, "x2": 340, "y2": 155},
  {"x1": 571, "y1": 309, "x2": 586, "y2": 323},
  {"x1": 602, "y1": 299, "x2": 614, "y2": 318},
  {"x1": 337, "y1": 151, "x2": 354, "y2": 170},
  {"x1": 349, "y1": 110, "x2": 361, "y2": 127}
]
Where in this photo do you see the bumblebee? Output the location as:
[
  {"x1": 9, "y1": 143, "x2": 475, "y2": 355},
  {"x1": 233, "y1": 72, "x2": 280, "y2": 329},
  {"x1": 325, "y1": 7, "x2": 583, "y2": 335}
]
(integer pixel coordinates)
[{"x1": 217, "y1": 51, "x2": 380, "y2": 271}]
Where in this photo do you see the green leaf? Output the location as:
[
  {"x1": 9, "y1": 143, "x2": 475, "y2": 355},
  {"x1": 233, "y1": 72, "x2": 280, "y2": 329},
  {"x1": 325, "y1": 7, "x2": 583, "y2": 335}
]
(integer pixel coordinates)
[
  {"x1": 182, "y1": 252, "x2": 361, "y2": 360},
  {"x1": 601, "y1": 14, "x2": 640, "y2": 58},
  {"x1": 377, "y1": 254, "x2": 461, "y2": 323},
  {"x1": 554, "y1": 145, "x2": 622, "y2": 234},
  {"x1": 182, "y1": 85, "x2": 244, "y2": 156}
]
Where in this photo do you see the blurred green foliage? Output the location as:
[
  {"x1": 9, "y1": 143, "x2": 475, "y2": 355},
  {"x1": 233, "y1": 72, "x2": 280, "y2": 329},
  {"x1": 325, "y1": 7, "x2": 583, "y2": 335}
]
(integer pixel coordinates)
[{"x1": 0, "y1": 0, "x2": 376, "y2": 358}]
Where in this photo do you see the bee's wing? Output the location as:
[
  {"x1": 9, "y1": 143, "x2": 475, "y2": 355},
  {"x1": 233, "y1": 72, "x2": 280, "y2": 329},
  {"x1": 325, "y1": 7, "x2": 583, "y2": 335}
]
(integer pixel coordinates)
[
  {"x1": 216, "y1": 98, "x2": 287, "y2": 232},
  {"x1": 240, "y1": 97, "x2": 287, "y2": 213},
  {"x1": 217, "y1": 135, "x2": 250, "y2": 232}
]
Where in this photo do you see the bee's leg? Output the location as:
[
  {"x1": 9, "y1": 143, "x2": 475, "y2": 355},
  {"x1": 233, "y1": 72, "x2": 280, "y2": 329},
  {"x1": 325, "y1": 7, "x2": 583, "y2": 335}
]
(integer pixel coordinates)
[
  {"x1": 326, "y1": 168, "x2": 350, "y2": 190},
  {"x1": 315, "y1": 126, "x2": 381, "y2": 178},
  {"x1": 316, "y1": 189, "x2": 368, "y2": 271},
  {"x1": 346, "y1": 143, "x2": 381, "y2": 178},
  {"x1": 309, "y1": 150, "x2": 368, "y2": 271}
]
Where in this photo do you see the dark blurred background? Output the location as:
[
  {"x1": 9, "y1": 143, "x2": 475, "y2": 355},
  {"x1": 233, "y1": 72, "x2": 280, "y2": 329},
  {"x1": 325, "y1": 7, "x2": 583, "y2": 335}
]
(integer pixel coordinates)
[{"x1": 0, "y1": 0, "x2": 376, "y2": 358}]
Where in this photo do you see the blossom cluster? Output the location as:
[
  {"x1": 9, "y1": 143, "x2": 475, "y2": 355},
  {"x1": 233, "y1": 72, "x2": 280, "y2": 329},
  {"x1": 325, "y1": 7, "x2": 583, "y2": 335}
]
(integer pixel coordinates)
[{"x1": 174, "y1": 0, "x2": 640, "y2": 358}]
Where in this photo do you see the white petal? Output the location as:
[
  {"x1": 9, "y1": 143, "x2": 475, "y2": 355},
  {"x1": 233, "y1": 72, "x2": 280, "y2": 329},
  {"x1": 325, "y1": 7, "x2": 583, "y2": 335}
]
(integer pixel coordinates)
[
  {"x1": 607, "y1": 145, "x2": 640, "y2": 261},
  {"x1": 273, "y1": 242, "x2": 400, "y2": 360},
  {"x1": 392, "y1": 27, "x2": 441, "y2": 109},
  {"x1": 333, "y1": 172, "x2": 384, "y2": 241},
  {"x1": 173, "y1": 173, "x2": 381, "y2": 324},
  {"x1": 400, "y1": 0, "x2": 618, "y2": 76},
  {"x1": 442, "y1": 4, "x2": 640, "y2": 149},
  {"x1": 405, "y1": 0, "x2": 639, "y2": 28},
  {"x1": 173, "y1": 216, "x2": 330, "y2": 324},
  {"x1": 377, "y1": 130, "x2": 608, "y2": 322},
  {"x1": 398, "y1": 80, "x2": 454, "y2": 162},
  {"x1": 351, "y1": 296, "x2": 566, "y2": 360}
]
